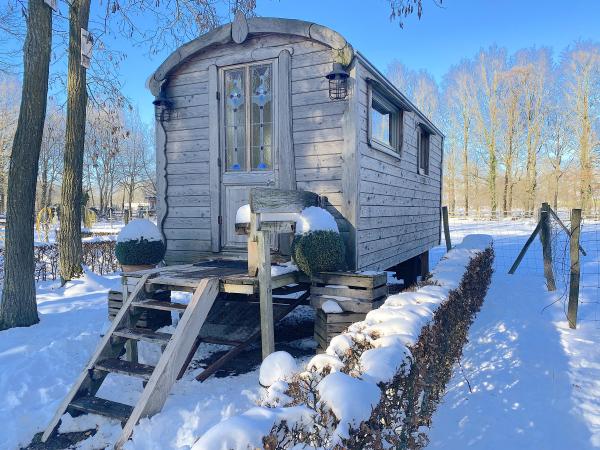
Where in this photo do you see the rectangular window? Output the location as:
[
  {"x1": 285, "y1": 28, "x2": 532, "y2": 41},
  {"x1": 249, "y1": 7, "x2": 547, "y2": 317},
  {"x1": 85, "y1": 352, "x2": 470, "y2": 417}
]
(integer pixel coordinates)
[
  {"x1": 223, "y1": 63, "x2": 273, "y2": 172},
  {"x1": 418, "y1": 126, "x2": 430, "y2": 175},
  {"x1": 368, "y1": 82, "x2": 403, "y2": 155}
]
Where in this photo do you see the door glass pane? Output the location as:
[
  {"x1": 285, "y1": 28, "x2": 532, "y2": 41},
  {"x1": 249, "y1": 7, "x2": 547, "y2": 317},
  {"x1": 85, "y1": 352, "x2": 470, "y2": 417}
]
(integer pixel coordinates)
[
  {"x1": 224, "y1": 68, "x2": 246, "y2": 171},
  {"x1": 250, "y1": 64, "x2": 273, "y2": 170}
]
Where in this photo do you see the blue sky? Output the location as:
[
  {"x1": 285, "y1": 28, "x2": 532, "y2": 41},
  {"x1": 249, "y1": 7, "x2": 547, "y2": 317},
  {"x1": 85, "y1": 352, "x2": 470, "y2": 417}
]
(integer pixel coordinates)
[{"x1": 116, "y1": 0, "x2": 600, "y2": 124}]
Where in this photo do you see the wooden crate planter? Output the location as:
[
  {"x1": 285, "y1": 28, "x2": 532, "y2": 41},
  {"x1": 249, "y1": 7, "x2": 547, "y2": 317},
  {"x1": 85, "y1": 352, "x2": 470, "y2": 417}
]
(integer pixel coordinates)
[
  {"x1": 310, "y1": 271, "x2": 388, "y2": 350},
  {"x1": 314, "y1": 309, "x2": 367, "y2": 350},
  {"x1": 108, "y1": 289, "x2": 172, "y2": 330},
  {"x1": 309, "y1": 271, "x2": 388, "y2": 314}
]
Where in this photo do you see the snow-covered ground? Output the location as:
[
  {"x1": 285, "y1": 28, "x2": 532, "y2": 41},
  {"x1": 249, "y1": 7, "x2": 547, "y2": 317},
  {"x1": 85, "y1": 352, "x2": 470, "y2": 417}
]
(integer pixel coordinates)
[
  {"x1": 0, "y1": 272, "x2": 309, "y2": 450},
  {"x1": 428, "y1": 218, "x2": 600, "y2": 449},
  {"x1": 0, "y1": 271, "x2": 121, "y2": 449},
  {"x1": 1, "y1": 218, "x2": 599, "y2": 449}
]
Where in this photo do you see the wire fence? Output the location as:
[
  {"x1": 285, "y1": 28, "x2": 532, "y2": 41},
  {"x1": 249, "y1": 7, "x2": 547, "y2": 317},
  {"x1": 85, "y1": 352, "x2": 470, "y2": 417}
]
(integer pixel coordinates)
[{"x1": 441, "y1": 209, "x2": 600, "y2": 327}]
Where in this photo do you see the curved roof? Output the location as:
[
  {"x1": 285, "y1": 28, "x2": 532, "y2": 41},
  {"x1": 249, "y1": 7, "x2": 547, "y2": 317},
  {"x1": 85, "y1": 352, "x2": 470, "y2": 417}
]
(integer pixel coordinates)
[{"x1": 148, "y1": 17, "x2": 353, "y2": 96}]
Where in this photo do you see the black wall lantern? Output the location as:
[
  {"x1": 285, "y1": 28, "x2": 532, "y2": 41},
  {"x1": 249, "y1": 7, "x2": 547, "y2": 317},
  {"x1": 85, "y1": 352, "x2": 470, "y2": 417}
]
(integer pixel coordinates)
[
  {"x1": 326, "y1": 62, "x2": 349, "y2": 100},
  {"x1": 153, "y1": 88, "x2": 173, "y2": 122}
]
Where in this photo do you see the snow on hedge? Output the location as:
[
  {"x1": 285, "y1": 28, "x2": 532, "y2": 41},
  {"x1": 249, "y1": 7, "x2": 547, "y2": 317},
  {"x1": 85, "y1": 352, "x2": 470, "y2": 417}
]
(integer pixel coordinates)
[
  {"x1": 259, "y1": 351, "x2": 297, "y2": 387},
  {"x1": 116, "y1": 219, "x2": 162, "y2": 243},
  {"x1": 193, "y1": 234, "x2": 493, "y2": 447},
  {"x1": 295, "y1": 206, "x2": 338, "y2": 235}
]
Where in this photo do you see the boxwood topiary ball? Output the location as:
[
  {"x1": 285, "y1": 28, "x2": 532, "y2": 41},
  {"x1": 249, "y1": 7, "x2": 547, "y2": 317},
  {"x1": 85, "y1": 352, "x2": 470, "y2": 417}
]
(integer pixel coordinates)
[
  {"x1": 115, "y1": 219, "x2": 166, "y2": 266},
  {"x1": 292, "y1": 230, "x2": 346, "y2": 277},
  {"x1": 115, "y1": 238, "x2": 166, "y2": 266}
]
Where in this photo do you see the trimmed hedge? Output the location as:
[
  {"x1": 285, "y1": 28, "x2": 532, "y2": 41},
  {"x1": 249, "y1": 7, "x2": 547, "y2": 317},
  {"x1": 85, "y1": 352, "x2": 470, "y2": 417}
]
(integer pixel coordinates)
[
  {"x1": 264, "y1": 246, "x2": 495, "y2": 449},
  {"x1": 115, "y1": 238, "x2": 166, "y2": 266},
  {"x1": 292, "y1": 230, "x2": 346, "y2": 276},
  {"x1": 0, "y1": 239, "x2": 120, "y2": 283}
]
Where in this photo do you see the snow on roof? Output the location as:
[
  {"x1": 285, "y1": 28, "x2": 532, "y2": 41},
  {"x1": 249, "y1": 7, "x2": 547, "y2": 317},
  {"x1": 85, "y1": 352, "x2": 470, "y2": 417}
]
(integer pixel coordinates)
[{"x1": 116, "y1": 219, "x2": 162, "y2": 243}]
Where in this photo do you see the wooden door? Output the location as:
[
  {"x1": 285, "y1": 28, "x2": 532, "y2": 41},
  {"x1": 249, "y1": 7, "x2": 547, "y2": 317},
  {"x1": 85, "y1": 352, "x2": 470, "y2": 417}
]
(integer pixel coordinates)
[{"x1": 219, "y1": 60, "x2": 278, "y2": 250}]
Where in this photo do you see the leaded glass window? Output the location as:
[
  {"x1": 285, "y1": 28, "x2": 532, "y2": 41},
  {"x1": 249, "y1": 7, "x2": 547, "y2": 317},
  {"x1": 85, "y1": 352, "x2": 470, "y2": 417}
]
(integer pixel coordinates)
[{"x1": 223, "y1": 63, "x2": 273, "y2": 172}]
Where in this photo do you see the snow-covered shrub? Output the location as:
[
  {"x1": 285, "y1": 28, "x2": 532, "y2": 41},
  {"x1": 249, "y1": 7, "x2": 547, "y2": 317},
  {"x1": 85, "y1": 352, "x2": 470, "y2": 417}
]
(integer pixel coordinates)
[
  {"x1": 269, "y1": 240, "x2": 494, "y2": 448},
  {"x1": 259, "y1": 351, "x2": 298, "y2": 387},
  {"x1": 291, "y1": 205, "x2": 345, "y2": 276},
  {"x1": 292, "y1": 230, "x2": 346, "y2": 276},
  {"x1": 115, "y1": 219, "x2": 165, "y2": 266}
]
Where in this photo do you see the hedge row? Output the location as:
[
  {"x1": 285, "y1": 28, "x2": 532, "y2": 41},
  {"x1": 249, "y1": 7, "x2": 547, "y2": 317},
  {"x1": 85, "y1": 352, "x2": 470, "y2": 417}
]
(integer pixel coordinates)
[
  {"x1": 265, "y1": 246, "x2": 494, "y2": 449},
  {"x1": 0, "y1": 239, "x2": 119, "y2": 283}
]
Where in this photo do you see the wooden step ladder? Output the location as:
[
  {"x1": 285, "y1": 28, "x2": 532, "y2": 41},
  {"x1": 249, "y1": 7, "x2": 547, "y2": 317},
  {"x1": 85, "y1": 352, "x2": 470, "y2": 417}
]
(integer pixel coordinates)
[{"x1": 41, "y1": 273, "x2": 219, "y2": 449}]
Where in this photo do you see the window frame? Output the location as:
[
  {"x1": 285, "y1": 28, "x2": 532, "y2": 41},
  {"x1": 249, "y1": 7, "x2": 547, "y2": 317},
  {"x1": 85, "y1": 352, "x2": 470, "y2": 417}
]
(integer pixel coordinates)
[
  {"x1": 220, "y1": 60, "x2": 277, "y2": 174},
  {"x1": 417, "y1": 125, "x2": 431, "y2": 176},
  {"x1": 367, "y1": 81, "x2": 403, "y2": 157}
]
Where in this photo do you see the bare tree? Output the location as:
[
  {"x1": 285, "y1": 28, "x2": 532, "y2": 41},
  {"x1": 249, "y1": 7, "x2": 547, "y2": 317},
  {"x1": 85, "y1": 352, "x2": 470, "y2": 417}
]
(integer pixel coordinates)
[
  {"x1": 474, "y1": 48, "x2": 505, "y2": 216},
  {"x1": 38, "y1": 102, "x2": 64, "y2": 211},
  {"x1": 0, "y1": 2, "x2": 24, "y2": 74},
  {"x1": 387, "y1": 0, "x2": 444, "y2": 28},
  {"x1": 514, "y1": 49, "x2": 551, "y2": 213},
  {"x1": 498, "y1": 66, "x2": 526, "y2": 216},
  {"x1": 0, "y1": 0, "x2": 52, "y2": 330},
  {"x1": 119, "y1": 108, "x2": 152, "y2": 219},
  {"x1": 444, "y1": 62, "x2": 475, "y2": 215},
  {"x1": 0, "y1": 76, "x2": 21, "y2": 212},
  {"x1": 545, "y1": 105, "x2": 574, "y2": 210},
  {"x1": 59, "y1": 0, "x2": 92, "y2": 283},
  {"x1": 561, "y1": 42, "x2": 600, "y2": 212}
]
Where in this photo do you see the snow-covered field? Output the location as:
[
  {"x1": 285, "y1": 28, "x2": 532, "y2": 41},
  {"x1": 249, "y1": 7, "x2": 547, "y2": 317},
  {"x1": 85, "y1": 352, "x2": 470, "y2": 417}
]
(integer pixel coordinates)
[{"x1": 1, "y1": 218, "x2": 599, "y2": 449}]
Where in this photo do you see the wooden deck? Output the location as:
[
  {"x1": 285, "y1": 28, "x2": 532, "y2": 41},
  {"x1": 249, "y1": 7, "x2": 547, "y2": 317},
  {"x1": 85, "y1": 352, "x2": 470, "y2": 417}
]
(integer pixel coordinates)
[{"x1": 124, "y1": 259, "x2": 300, "y2": 295}]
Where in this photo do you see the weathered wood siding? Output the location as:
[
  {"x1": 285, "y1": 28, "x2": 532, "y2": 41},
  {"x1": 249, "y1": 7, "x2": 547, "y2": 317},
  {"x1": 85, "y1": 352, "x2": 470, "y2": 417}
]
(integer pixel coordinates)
[
  {"x1": 158, "y1": 33, "x2": 351, "y2": 264},
  {"x1": 355, "y1": 61, "x2": 443, "y2": 271}
]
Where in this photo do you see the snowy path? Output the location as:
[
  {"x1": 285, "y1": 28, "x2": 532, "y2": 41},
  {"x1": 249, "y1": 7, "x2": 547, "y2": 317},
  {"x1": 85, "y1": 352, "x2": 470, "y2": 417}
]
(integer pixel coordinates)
[{"x1": 427, "y1": 270, "x2": 600, "y2": 449}]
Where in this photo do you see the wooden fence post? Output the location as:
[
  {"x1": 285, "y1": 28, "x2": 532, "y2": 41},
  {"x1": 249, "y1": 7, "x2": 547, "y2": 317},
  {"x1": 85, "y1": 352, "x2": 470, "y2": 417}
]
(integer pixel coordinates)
[
  {"x1": 539, "y1": 202, "x2": 556, "y2": 291},
  {"x1": 257, "y1": 228, "x2": 275, "y2": 359},
  {"x1": 442, "y1": 206, "x2": 451, "y2": 252},
  {"x1": 568, "y1": 208, "x2": 582, "y2": 329}
]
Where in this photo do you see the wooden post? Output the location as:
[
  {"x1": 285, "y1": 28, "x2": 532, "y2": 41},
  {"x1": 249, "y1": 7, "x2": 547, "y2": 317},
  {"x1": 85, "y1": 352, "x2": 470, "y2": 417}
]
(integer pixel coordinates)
[
  {"x1": 122, "y1": 280, "x2": 138, "y2": 363},
  {"x1": 247, "y1": 214, "x2": 259, "y2": 277},
  {"x1": 540, "y1": 202, "x2": 556, "y2": 291},
  {"x1": 441, "y1": 206, "x2": 451, "y2": 252},
  {"x1": 508, "y1": 220, "x2": 542, "y2": 274},
  {"x1": 568, "y1": 209, "x2": 582, "y2": 329},
  {"x1": 257, "y1": 228, "x2": 275, "y2": 359},
  {"x1": 419, "y1": 251, "x2": 430, "y2": 278}
]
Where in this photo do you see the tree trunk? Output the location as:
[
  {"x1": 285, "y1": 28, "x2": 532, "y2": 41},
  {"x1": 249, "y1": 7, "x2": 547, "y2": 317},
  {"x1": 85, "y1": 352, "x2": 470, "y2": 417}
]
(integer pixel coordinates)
[
  {"x1": 553, "y1": 173, "x2": 560, "y2": 211},
  {"x1": 58, "y1": 0, "x2": 91, "y2": 282},
  {"x1": 0, "y1": 0, "x2": 52, "y2": 330},
  {"x1": 447, "y1": 152, "x2": 456, "y2": 215},
  {"x1": 462, "y1": 119, "x2": 470, "y2": 216},
  {"x1": 502, "y1": 169, "x2": 509, "y2": 217},
  {"x1": 580, "y1": 111, "x2": 592, "y2": 211},
  {"x1": 488, "y1": 139, "x2": 497, "y2": 217},
  {"x1": 525, "y1": 136, "x2": 537, "y2": 213},
  {"x1": 39, "y1": 161, "x2": 48, "y2": 211}
]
